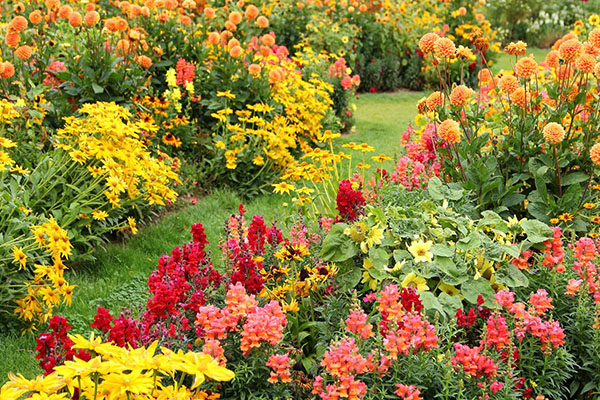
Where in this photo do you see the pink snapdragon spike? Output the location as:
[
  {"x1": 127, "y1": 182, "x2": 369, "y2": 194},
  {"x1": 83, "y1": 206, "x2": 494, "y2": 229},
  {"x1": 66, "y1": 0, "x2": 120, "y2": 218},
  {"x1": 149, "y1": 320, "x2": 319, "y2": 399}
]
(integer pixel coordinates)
[
  {"x1": 451, "y1": 343, "x2": 499, "y2": 379},
  {"x1": 394, "y1": 384, "x2": 422, "y2": 400},
  {"x1": 266, "y1": 353, "x2": 292, "y2": 383},
  {"x1": 494, "y1": 289, "x2": 565, "y2": 353},
  {"x1": 345, "y1": 307, "x2": 374, "y2": 340},
  {"x1": 541, "y1": 227, "x2": 566, "y2": 272},
  {"x1": 483, "y1": 314, "x2": 510, "y2": 351},
  {"x1": 175, "y1": 58, "x2": 195, "y2": 85}
]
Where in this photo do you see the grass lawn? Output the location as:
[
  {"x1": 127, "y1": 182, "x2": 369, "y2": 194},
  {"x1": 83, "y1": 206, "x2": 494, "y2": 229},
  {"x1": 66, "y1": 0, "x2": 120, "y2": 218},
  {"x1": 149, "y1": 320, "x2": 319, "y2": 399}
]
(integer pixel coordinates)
[
  {"x1": 339, "y1": 91, "x2": 423, "y2": 158},
  {"x1": 0, "y1": 90, "x2": 423, "y2": 383}
]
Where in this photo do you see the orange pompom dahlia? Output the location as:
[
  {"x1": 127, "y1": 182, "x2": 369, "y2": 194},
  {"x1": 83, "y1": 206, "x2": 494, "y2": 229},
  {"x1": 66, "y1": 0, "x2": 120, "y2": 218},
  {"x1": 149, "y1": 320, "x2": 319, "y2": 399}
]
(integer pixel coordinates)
[
  {"x1": 478, "y1": 68, "x2": 493, "y2": 83},
  {"x1": 245, "y1": 4, "x2": 259, "y2": 19},
  {"x1": 58, "y1": 5, "x2": 73, "y2": 19},
  {"x1": 591, "y1": 143, "x2": 600, "y2": 166},
  {"x1": 498, "y1": 74, "x2": 519, "y2": 94},
  {"x1": 449, "y1": 85, "x2": 474, "y2": 107},
  {"x1": 544, "y1": 50, "x2": 559, "y2": 69},
  {"x1": 559, "y1": 39, "x2": 582, "y2": 62},
  {"x1": 29, "y1": 10, "x2": 43, "y2": 25},
  {"x1": 9, "y1": 16, "x2": 28, "y2": 32},
  {"x1": 229, "y1": 45, "x2": 243, "y2": 58},
  {"x1": 438, "y1": 119, "x2": 461, "y2": 144},
  {"x1": 590, "y1": 28, "x2": 600, "y2": 49},
  {"x1": 575, "y1": 53, "x2": 596, "y2": 74},
  {"x1": 84, "y1": 11, "x2": 100, "y2": 26},
  {"x1": 515, "y1": 57, "x2": 538, "y2": 79},
  {"x1": 426, "y1": 91, "x2": 444, "y2": 110},
  {"x1": 229, "y1": 11, "x2": 242, "y2": 25},
  {"x1": 1, "y1": 62, "x2": 15, "y2": 79},
  {"x1": 262, "y1": 34, "x2": 275, "y2": 47},
  {"x1": 418, "y1": 33, "x2": 439, "y2": 53},
  {"x1": 256, "y1": 16, "x2": 269, "y2": 28},
  {"x1": 4, "y1": 31, "x2": 20, "y2": 48},
  {"x1": 69, "y1": 11, "x2": 82, "y2": 27},
  {"x1": 542, "y1": 122, "x2": 565, "y2": 144},
  {"x1": 15, "y1": 45, "x2": 32, "y2": 59},
  {"x1": 433, "y1": 37, "x2": 456, "y2": 59},
  {"x1": 510, "y1": 87, "x2": 530, "y2": 108},
  {"x1": 248, "y1": 64, "x2": 261, "y2": 75}
]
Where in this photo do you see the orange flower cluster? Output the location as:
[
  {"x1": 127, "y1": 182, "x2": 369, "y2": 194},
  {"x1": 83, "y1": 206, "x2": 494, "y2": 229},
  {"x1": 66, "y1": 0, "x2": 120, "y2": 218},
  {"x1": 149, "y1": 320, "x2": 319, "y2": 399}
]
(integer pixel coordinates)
[{"x1": 195, "y1": 283, "x2": 288, "y2": 356}]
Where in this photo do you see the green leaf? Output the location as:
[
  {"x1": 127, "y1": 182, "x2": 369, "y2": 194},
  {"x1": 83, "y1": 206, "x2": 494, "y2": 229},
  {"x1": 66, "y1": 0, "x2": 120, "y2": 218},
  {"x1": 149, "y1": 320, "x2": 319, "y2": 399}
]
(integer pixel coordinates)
[
  {"x1": 437, "y1": 292, "x2": 462, "y2": 317},
  {"x1": 319, "y1": 223, "x2": 357, "y2": 262},
  {"x1": 369, "y1": 247, "x2": 389, "y2": 270},
  {"x1": 461, "y1": 279, "x2": 495, "y2": 305},
  {"x1": 526, "y1": 201, "x2": 549, "y2": 221},
  {"x1": 427, "y1": 177, "x2": 444, "y2": 201},
  {"x1": 335, "y1": 259, "x2": 361, "y2": 291},
  {"x1": 301, "y1": 356, "x2": 315, "y2": 373},
  {"x1": 92, "y1": 83, "x2": 104, "y2": 94},
  {"x1": 495, "y1": 264, "x2": 529, "y2": 288},
  {"x1": 436, "y1": 256, "x2": 468, "y2": 285},
  {"x1": 561, "y1": 172, "x2": 588, "y2": 186},
  {"x1": 521, "y1": 220, "x2": 553, "y2": 244},
  {"x1": 417, "y1": 291, "x2": 444, "y2": 316},
  {"x1": 393, "y1": 249, "x2": 410, "y2": 262},
  {"x1": 430, "y1": 244, "x2": 454, "y2": 258},
  {"x1": 502, "y1": 193, "x2": 526, "y2": 207},
  {"x1": 534, "y1": 166, "x2": 549, "y2": 202},
  {"x1": 457, "y1": 233, "x2": 481, "y2": 251}
]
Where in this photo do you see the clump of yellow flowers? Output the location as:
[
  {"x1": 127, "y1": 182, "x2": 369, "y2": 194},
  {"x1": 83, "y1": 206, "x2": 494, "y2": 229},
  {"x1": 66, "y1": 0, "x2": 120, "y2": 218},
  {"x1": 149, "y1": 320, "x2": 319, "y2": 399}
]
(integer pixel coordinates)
[
  {"x1": 11, "y1": 216, "x2": 76, "y2": 330},
  {"x1": 56, "y1": 102, "x2": 179, "y2": 208},
  {"x1": 0, "y1": 334, "x2": 234, "y2": 400},
  {"x1": 210, "y1": 51, "x2": 334, "y2": 176}
]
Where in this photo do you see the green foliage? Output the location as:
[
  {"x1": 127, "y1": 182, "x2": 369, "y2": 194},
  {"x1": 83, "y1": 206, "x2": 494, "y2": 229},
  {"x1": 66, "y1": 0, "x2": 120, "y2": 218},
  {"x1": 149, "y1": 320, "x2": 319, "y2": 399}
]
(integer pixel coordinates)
[{"x1": 320, "y1": 178, "x2": 546, "y2": 317}]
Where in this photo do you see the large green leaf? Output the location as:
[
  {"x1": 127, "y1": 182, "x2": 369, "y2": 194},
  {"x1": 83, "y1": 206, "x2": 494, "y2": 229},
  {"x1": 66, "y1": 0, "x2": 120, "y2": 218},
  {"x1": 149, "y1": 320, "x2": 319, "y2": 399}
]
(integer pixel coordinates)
[
  {"x1": 335, "y1": 259, "x2": 361, "y2": 291},
  {"x1": 319, "y1": 223, "x2": 357, "y2": 262},
  {"x1": 495, "y1": 264, "x2": 529, "y2": 288},
  {"x1": 461, "y1": 279, "x2": 495, "y2": 305},
  {"x1": 430, "y1": 244, "x2": 454, "y2": 258},
  {"x1": 521, "y1": 220, "x2": 553, "y2": 244},
  {"x1": 561, "y1": 172, "x2": 588, "y2": 186}
]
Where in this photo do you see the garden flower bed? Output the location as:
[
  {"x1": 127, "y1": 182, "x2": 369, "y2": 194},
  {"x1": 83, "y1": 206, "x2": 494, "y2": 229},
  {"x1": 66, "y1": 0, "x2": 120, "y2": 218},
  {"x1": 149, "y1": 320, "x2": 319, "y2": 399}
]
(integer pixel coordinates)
[{"x1": 2, "y1": 0, "x2": 600, "y2": 399}]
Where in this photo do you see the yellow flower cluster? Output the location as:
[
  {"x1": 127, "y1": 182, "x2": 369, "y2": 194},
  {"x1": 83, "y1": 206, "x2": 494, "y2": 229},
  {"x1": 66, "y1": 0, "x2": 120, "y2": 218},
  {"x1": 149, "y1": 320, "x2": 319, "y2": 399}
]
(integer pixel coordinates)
[
  {"x1": 212, "y1": 54, "x2": 334, "y2": 171},
  {"x1": 0, "y1": 99, "x2": 19, "y2": 124},
  {"x1": 1, "y1": 334, "x2": 234, "y2": 400},
  {"x1": 573, "y1": 15, "x2": 600, "y2": 36},
  {"x1": 56, "y1": 102, "x2": 179, "y2": 207},
  {"x1": 0, "y1": 99, "x2": 19, "y2": 171},
  {"x1": 12, "y1": 217, "x2": 75, "y2": 330}
]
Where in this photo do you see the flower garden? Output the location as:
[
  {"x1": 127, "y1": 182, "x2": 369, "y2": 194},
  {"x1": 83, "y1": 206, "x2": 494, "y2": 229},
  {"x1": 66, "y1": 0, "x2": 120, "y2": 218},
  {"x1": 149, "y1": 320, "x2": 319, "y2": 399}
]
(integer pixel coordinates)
[{"x1": 2, "y1": 0, "x2": 600, "y2": 399}]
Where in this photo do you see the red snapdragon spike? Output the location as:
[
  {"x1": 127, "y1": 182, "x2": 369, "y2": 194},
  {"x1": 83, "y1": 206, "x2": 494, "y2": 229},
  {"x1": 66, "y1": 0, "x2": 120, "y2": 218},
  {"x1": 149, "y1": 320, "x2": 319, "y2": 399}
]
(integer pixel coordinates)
[
  {"x1": 336, "y1": 179, "x2": 366, "y2": 222},
  {"x1": 35, "y1": 315, "x2": 89, "y2": 374},
  {"x1": 248, "y1": 215, "x2": 267, "y2": 254},
  {"x1": 90, "y1": 306, "x2": 114, "y2": 334}
]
